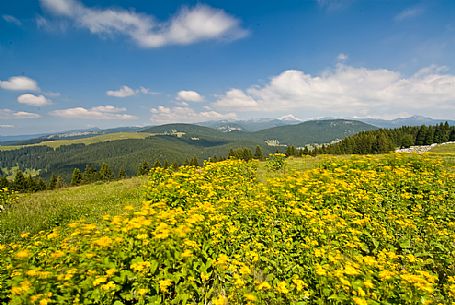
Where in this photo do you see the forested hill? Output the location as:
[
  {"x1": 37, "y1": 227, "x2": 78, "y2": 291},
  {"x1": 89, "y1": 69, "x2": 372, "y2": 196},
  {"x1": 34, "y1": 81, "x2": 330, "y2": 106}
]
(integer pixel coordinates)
[
  {"x1": 0, "y1": 119, "x2": 376, "y2": 180},
  {"x1": 321, "y1": 122, "x2": 455, "y2": 154},
  {"x1": 253, "y1": 119, "x2": 377, "y2": 146}
]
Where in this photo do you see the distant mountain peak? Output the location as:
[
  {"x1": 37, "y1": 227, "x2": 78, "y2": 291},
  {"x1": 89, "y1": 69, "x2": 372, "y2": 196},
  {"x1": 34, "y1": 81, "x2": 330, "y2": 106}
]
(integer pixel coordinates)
[{"x1": 279, "y1": 114, "x2": 302, "y2": 121}]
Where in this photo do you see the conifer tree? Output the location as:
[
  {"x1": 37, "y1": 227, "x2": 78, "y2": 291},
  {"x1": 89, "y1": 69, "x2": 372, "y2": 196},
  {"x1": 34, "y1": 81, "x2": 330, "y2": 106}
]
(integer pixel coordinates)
[
  {"x1": 118, "y1": 168, "x2": 126, "y2": 179},
  {"x1": 71, "y1": 168, "x2": 82, "y2": 186},
  {"x1": 137, "y1": 161, "x2": 150, "y2": 176},
  {"x1": 13, "y1": 170, "x2": 26, "y2": 192},
  {"x1": 254, "y1": 145, "x2": 264, "y2": 160},
  {"x1": 153, "y1": 160, "x2": 162, "y2": 168},
  {"x1": 99, "y1": 163, "x2": 113, "y2": 181}
]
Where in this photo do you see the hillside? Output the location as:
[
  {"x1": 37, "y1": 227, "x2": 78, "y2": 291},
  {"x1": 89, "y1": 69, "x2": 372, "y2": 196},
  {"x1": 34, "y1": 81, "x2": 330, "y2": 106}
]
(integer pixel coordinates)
[
  {"x1": 0, "y1": 119, "x2": 377, "y2": 179},
  {"x1": 0, "y1": 132, "x2": 152, "y2": 151},
  {"x1": 198, "y1": 117, "x2": 302, "y2": 132},
  {"x1": 359, "y1": 115, "x2": 455, "y2": 128},
  {"x1": 254, "y1": 119, "x2": 377, "y2": 146}
]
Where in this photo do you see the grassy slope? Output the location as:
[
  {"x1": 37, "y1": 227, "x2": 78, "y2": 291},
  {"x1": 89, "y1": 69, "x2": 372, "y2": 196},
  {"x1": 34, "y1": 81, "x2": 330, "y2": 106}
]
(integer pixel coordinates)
[
  {"x1": 0, "y1": 132, "x2": 152, "y2": 151},
  {"x1": 0, "y1": 176, "x2": 146, "y2": 243},
  {"x1": 429, "y1": 143, "x2": 455, "y2": 171}
]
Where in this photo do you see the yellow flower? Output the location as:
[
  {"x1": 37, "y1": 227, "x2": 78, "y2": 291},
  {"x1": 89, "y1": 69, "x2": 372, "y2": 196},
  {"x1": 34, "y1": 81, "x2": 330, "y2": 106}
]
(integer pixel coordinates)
[
  {"x1": 216, "y1": 254, "x2": 229, "y2": 266},
  {"x1": 181, "y1": 249, "x2": 193, "y2": 258},
  {"x1": 244, "y1": 293, "x2": 257, "y2": 301},
  {"x1": 39, "y1": 299, "x2": 51, "y2": 305},
  {"x1": 130, "y1": 261, "x2": 151, "y2": 273},
  {"x1": 93, "y1": 277, "x2": 107, "y2": 286},
  {"x1": 106, "y1": 269, "x2": 116, "y2": 277},
  {"x1": 292, "y1": 278, "x2": 307, "y2": 292},
  {"x1": 352, "y1": 297, "x2": 368, "y2": 305},
  {"x1": 47, "y1": 231, "x2": 59, "y2": 239},
  {"x1": 137, "y1": 288, "x2": 149, "y2": 296},
  {"x1": 136, "y1": 233, "x2": 148, "y2": 240},
  {"x1": 212, "y1": 295, "x2": 228, "y2": 305},
  {"x1": 20, "y1": 232, "x2": 30, "y2": 238},
  {"x1": 239, "y1": 265, "x2": 252, "y2": 275},
  {"x1": 50, "y1": 250, "x2": 65, "y2": 259},
  {"x1": 201, "y1": 272, "x2": 210, "y2": 282},
  {"x1": 101, "y1": 281, "x2": 116, "y2": 291},
  {"x1": 15, "y1": 249, "x2": 32, "y2": 259},
  {"x1": 344, "y1": 264, "x2": 360, "y2": 276},
  {"x1": 276, "y1": 281, "x2": 289, "y2": 294},
  {"x1": 364, "y1": 280, "x2": 374, "y2": 289},
  {"x1": 92, "y1": 236, "x2": 113, "y2": 247},
  {"x1": 11, "y1": 280, "x2": 32, "y2": 295},
  {"x1": 257, "y1": 281, "x2": 272, "y2": 290},
  {"x1": 159, "y1": 279, "x2": 172, "y2": 293}
]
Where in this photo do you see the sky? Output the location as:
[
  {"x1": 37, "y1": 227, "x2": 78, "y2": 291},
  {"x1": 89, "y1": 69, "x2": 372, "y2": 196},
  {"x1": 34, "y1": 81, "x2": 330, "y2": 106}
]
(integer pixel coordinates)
[{"x1": 1, "y1": 0, "x2": 455, "y2": 135}]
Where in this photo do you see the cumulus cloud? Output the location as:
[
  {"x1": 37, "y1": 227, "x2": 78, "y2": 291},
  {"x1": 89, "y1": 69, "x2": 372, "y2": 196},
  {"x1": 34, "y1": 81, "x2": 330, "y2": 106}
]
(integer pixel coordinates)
[
  {"x1": 211, "y1": 64, "x2": 455, "y2": 119},
  {"x1": 214, "y1": 89, "x2": 258, "y2": 108},
  {"x1": 40, "y1": 0, "x2": 247, "y2": 48},
  {"x1": 176, "y1": 90, "x2": 204, "y2": 102},
  {"x1": 150, "y1": 105, "x2": 236, "y2": 124},
  {"x1": 17, "y1": 94, "x2": 51, "y2": 106},
  {"x1": 395, "y1": 6, "x2": 424, "y2": 21},
  {"x1": 2, "y1": 15, "x2": 22, "y2": 26},
  {"x1": 106, "y1": 85, "x2": 136, "y2": 97},
  {"x1": 50, "y1": 105, "x2": 136, "y2": 120},
  {"x1": 0, "y1": 76, "x2": 39, "y2": 91},
  {"x1": 0, "y1": 109, "x2": 41, "y2": 119},
  {"x1": 106, "y1": 85, "x2": 155, "y2": 97}
]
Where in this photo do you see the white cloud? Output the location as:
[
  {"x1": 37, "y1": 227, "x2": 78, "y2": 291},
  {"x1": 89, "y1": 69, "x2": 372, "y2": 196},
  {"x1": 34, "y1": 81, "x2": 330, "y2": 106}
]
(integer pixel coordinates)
[
  {"x1": 176, "y1": 90, "x2": 204, "y2": 102},
  {"x1": 40, "y1": 0, "x2": 247, "y2": 48},
  {"x1": 0, "y1": 109, "x2": 41, "y2": 119},
  {"x1": 106, "y1": 85, "x2": 155, "y2": 97},
  {"x1": 51, "y1": 105, "x2": 136, "y2": 120},
  {"x1": 2, "y1": 15, "x2": 22, "y2": 26},
  {"x1": 17, "y1": 94, "x2": 51, "y2": 106},
  {"x1": 139, "y1": 87, "x2": 156, "y2": 95},
  {"x1": 211, "y1": 64, "x2": 455, "y2": 119},
  {"x1": 150, "y1": 105, "x2": 236, "y2": 124},
  {"x1": 0, "y1": 76, "x2": 39, "y2": 91},
  {"x1": 92, "y1": 105, "x2": 126, "y2": 113},
  {"x1": 214, "y1": 89, "x2": 259, "y2": 108},
  {"x1": 106, "y1": 85, "x2": 136, "y2": 97},
  {"x1": 337, "y1": 53, "x2": 348, "y2": 62},
  {"x1": 0, "y1": 124, "x2": 15, "y2": 128},
  {"x1": 395, "y1": 6, "x2": 424, "y2": 21}
]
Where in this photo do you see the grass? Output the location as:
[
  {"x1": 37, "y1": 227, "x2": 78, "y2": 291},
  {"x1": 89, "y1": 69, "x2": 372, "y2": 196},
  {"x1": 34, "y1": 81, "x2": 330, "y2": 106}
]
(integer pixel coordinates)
[
  {"x1": 257, "y1": 154, "x2": 357, "y2": 181},
  {"x1": 429, "y1": 143, "x2": 455, "y2": 170},
  {"x1": 0, "y1": 176, "x2": 146, "y2": 243},
  {"x1": 0, "y1": 132, "x2": 152, "y2": 151},
  {"x1": 429, "y1": 142, "x2": 455, "y2": 153}
]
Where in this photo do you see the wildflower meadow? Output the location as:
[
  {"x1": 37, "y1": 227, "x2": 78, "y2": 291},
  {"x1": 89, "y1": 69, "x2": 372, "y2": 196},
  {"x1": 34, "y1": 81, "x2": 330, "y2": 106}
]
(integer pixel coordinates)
[{"x1": 0, "y1": 155, "x2": 454, "y2": 304}]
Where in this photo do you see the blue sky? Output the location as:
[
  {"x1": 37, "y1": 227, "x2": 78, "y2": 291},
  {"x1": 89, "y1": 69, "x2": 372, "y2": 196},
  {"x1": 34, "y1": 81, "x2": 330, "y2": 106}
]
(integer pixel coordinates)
[{"x1": 1, "y1": 0, "x2": 455, "y2": 135}]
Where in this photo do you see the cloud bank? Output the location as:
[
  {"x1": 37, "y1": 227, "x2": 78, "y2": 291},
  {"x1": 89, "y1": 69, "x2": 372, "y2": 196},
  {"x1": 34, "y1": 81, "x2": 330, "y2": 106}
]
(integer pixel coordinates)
[
  {"x1": 40, "y1": 0, "x2": 247, "y2": 48},
  {"x1": 211, "y1": 64, "x2": 455, "y2": 119},
  {"x1": 51, "y1": 105, "x2": 136, "y2": 120},
  {"x1": 150, "y1": 105, "x2": 236, "y2": 124}
]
